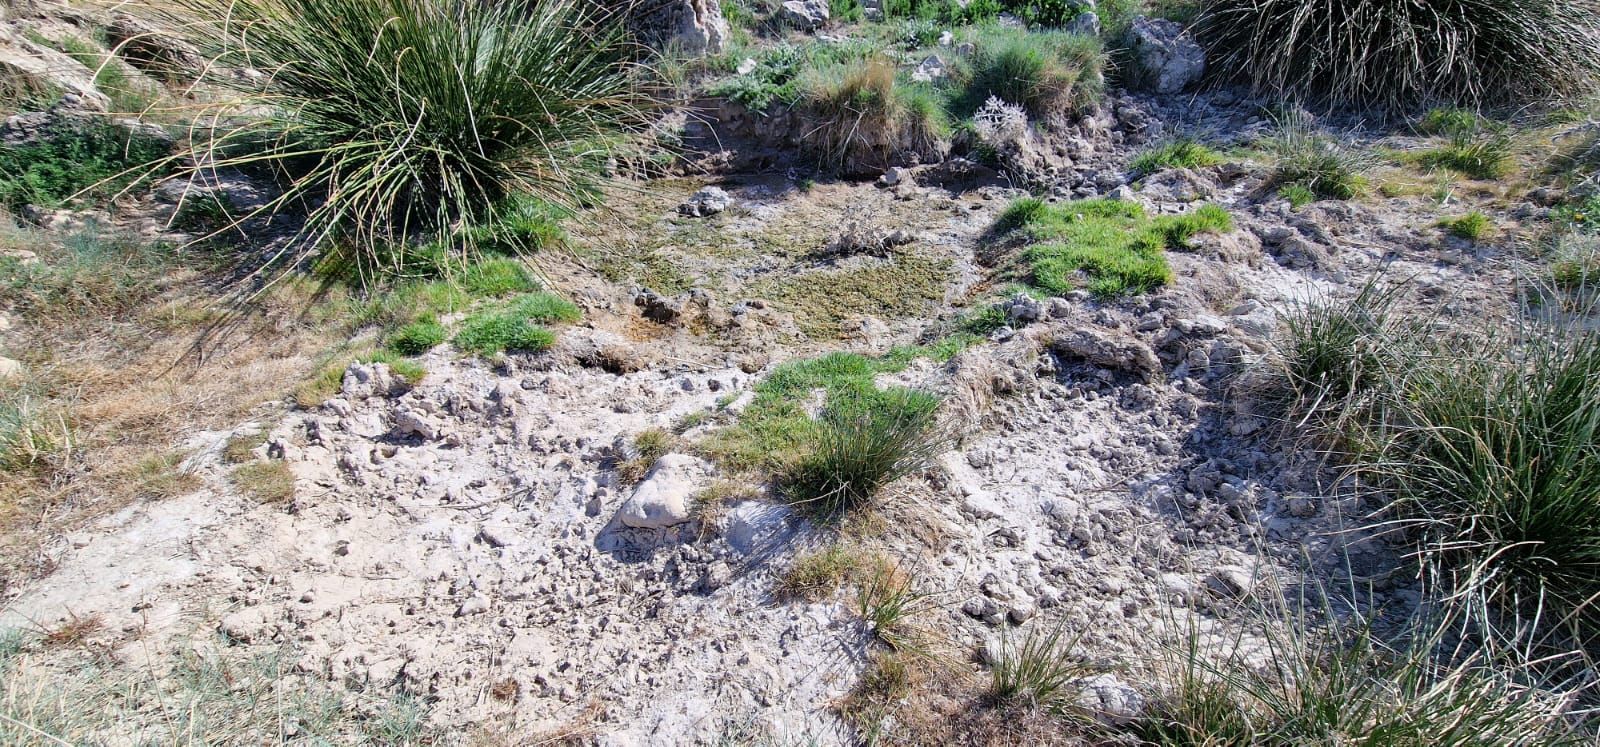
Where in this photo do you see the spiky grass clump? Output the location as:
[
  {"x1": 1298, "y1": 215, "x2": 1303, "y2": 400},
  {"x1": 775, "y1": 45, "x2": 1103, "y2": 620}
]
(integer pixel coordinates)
[
  {"x1": 1263, "y1": 120, "x2": 1374, "y2": 200},
  {"x1": 1438, "y1": 211, "x2": 1492, "y2": 241},
  {"x1": 1130, "y1": 138, "x2": 1224, "y2": 175},
  {"x1": 988, "y1": 622, "x2": 1093, "y2": 713},
  {"x1": 1195, "y1": 0, "x2": 1600, "y2": 111},
  {"x1": 1380, "y1": 331, "x2": 1600, "y2": 637},
  {"x1": 954, "y1": 29, "x2": 1104, "y2": 119},
  {"x1": 781, "y1": 387, "x2": 945, "y2": 520},
  {"x1": 1419, "y1": 127, "x2": 1514, "y2": 180},
  {"x1": 800, "y1": 60, "x2": 950, "y2": 173},
  {"x1": 1273, "y1": 281, "x2": 1410, "y2": 416},
  {"x1": 1137, "y1": 610, "x2": 1581, "y2": 745},
  {"x1": 169, "y1": 0, "x2": 640, "y2": 267}
]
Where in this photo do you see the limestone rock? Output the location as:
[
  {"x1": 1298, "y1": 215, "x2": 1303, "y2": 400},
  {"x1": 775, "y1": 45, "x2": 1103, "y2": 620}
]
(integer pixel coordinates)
[
  {"x1": 616, "y1": 454, "x2": 713, "y2": 529},
  {"x1": 780, "y1": 0, "x2": 829, "y2": 30},
  {"x1": 1051, "y1": 327, "x2": 1162, "y2": 381},
  {"x1": 1128, "y1": 16, "x2": 1205, "y2": 94},
  {"x1": 678, "y1": 185, "x2": 731, "y2": 217}
]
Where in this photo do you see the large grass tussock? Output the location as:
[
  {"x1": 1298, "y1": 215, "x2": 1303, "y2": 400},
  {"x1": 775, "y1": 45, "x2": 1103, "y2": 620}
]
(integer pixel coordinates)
[
  {"x1": 169, "y1": 0, "x2": 641, "y2": 264},
  {"x1": 1196, "y1": 0, "x2": 1600, "y2": 111}
]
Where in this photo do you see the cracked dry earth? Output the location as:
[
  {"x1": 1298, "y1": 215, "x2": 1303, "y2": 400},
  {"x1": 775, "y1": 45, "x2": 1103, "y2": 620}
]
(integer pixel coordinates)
[{"x1": 0, "y1": 144, "x2": 1525, "y2": 743}]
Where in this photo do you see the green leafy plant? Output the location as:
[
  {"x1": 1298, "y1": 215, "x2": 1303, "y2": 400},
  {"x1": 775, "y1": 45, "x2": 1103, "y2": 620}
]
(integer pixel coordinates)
[
  {"x1": 1194, "y1": 0, "x2": 1600, "y2": 111},
  {"x1": 166, "y1": 0, "x2": 641, "y2": 269},
  {"x1": 0, "y1": 121, "x2": 170, "y2": 211}
]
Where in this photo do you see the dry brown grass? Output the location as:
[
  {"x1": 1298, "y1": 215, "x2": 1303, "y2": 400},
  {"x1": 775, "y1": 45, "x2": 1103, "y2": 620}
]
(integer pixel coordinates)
[
  {"x1": 39, "y1": 611, "x2": 104, "y2": 649},
  {"x1": 230, "y1": 460, "x2": 295, "y2": 504},
  {"x1": 0, "y1": 224, "x2": 347, "y2": 595}
]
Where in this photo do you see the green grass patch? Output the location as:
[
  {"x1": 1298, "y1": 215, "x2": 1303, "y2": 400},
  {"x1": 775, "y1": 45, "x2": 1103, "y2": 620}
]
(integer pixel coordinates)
[
  {"x1": 1279, "y1": 183, "x2": 1316, "y2": 209},
  {"x1": 450, "y1": 292, "x2": 577, "y2": 355},
  {"x1": 1131, "y1": 138, "x2": 1223, "y2": 175},
  {"x1": 458, "y1": 258, "x2": 538, "y2": 297},
  {"x1": 1418, "y1": 129, "x2": 1512, "y2": 180},
  {"x1": 1437, "y1": 211, "x2": 1492, "y2": 241},
  {"x1": 1005, "y1": 198, "x2": 1231, "y2": 297},
  {"x1": 385, "y1": 318, "x2": 448, "y2": 356}
]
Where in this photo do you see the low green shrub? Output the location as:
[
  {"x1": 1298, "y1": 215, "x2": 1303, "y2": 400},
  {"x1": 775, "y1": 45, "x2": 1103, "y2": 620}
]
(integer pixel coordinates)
[
  {"x1": 1273, "y1": 281, "x2": 1408, "y2": 413},
  {"x1": 0, "y1": 121, "x2": 170, "y2": 211}
]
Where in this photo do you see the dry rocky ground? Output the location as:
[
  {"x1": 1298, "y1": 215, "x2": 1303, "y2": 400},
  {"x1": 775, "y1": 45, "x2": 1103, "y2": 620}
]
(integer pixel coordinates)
[{"x1": 0, "y1": 0, "x2": 1591, "y2": 745}]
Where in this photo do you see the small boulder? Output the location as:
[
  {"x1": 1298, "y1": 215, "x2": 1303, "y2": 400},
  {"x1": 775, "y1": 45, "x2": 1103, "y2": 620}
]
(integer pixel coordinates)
[
  {"x1": 678, "y1": 185, "x2": 731, "y2": 217},
  {"x1": 1051, "y1": 327, "x2": 1162, "y2": 381},
  {"x1": 1128, "y1": 16, "x2": 1205, "y2": 93},
  {"x1": 616, "y1": 453, "x2": 713, "y2": 529},
  {"x1": 0, "y1": 357, "x2": 22, "y2": 379},
  {"x1": 911, "y1": 54, "x2": 947, "y2": 83},
  {"x1": 780, "y1": 0, "x2": 830, "y2": 30}
]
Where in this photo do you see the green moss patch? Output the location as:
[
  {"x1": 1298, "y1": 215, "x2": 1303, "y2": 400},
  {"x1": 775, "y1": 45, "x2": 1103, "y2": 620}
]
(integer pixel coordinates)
[{"x1": 759, "y1": 254, "x2": 951, "y2": 338}]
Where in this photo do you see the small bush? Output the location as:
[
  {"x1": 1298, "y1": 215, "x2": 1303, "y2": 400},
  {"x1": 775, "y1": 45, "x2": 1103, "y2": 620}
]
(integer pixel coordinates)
[
  {"x1": 830, "y1": 0, "x2": 864, "y2": 23},
  {"x1": 781, "y1": 387, "x2": 945, "y2": 520},
  {"x1": 710, "y1": 43, "x2": 870, "y2": 112},
  {"x1": 1264, "y1": 121, "x2": 1372, "y2": 200},
  {"x1": 167, "y1": 0, "x2": 640, "y2": 263},
  {"x1": 1194, "y1": 0, "x2": 1600, "y2": 110},
  {"x1": 1005, "y1": 0, "x2": 1089, "y2": 28},
  {"x1": 1130, "y1": 138, "x2": 1223, "y2": 175},
  {"x1": 1438, "y1": 211, "x2": 1492, "y2": 241},
  {"x1": 386, "y1": 318, "x2": 448, "y2": 356}
]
